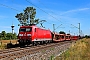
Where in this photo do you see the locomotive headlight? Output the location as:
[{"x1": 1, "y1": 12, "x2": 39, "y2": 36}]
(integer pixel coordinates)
[
  {"x1": 19, "y1": 34, "x2": 23, "y2": 36},
  {"x1": 27, "y1": 34, "x2": 31, "y2": 36}
]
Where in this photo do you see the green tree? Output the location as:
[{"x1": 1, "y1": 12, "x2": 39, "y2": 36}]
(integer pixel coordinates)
[
  {"x1": 6, "y1": 33, "x2": 13, "y2": 40},
  {"x1": 12, "y1": 33, "x2": 17, "y2": 39},
  {"x1": 15, "y1": 13, "x2": 26, "y2": 25},
  {"x1": 1, "y1": 31, "x2": 7, "y2": 40},
  {"x1": 15, "y1": 7, "x2": 42, "y2": 26},
  {"x1": 0, "y1": 31, "x2": 17, "y2": 40},
  {"x1": 6, "y1": 33, "x2": 17, "y2": 40},
  {"x1": 0, "y1": 33, "x2": 2, "y2": 40},
  {"x1": 24, "y1": 7, "x2": 37, "y2": 25},
  {"x1": 59, "y1": 31, "x2": 66, "y2": 34},
  {"x1": 15, "y1": 7, "x2": 46, "y2": 26},
  {"x1": 85, "y1": 35, "x2": 89, "y2": 38}
]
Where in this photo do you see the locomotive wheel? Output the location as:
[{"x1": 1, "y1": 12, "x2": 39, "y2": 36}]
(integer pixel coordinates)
[
  {"x1": 40, "y1": 41, "x2": 43, "y2": 45},
  {"x1": 26, "y1": 40, "x2": 30, "y2": 45},
  {"x1": 50, "y1": 40, "x2": 52, "y2": 43},
  {"x1": 19, "y1": 42, "x2": 25, "y2": 47},
  {"x1": 32, "y1": 41, "x2": 37, "y2": 46},
  {"x1": 45, "y1": 41, "x2": 48, "y2": 45},
  {"x1": 19, "y1": 44, "x2": 25, "y2": 48},
  {"x1": 48, "y1": 40, "x2": 50, "y2": 43},
  {"x1": 38, "y1": 42, "x2": 40, "y2": 45},
  {"x1": 35, "y1": 42, "x2": 38, "y2": 46},
  {"x1": 32, "y1": 42, "x2": 35, "y2": 46}
]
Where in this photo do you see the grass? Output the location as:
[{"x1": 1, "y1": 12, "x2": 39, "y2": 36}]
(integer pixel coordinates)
[
  {"x1": 50, "y1": 55, "x2": 55, "y2": 60},
  {"x1": 55, "y1": 38, "x2": 90, "y2": 60},
  {"x1": 0, "y1": 40, "x2": 18, "y2": 50},
  {"x1": 0, "y1": 44, "x2": 7, "y2": 50},
  {"x1": 0, "y1": 40, "x2": 18, "y2": 45}
]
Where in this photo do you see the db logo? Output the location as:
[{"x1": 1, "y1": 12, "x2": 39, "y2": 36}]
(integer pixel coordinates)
[{"x1": 24, "y1": 33, "x2": 26, "y2": 36}]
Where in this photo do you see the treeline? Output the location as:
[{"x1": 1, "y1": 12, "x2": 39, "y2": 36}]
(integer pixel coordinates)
[
  {"x1": 85, "y1": 35, "x2": 90, "y2": 38},
  {"x1": 0, "y1": 31, "x2": 17, "y2": 40}
]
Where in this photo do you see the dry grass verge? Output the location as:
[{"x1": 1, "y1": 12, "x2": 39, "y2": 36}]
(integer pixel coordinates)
[
  {"x1": 0, "y1": 40, "x2": 18, "y2": 50},
  {"x1": 55, "y1": 38, "x2": 90, "y2": 60}
]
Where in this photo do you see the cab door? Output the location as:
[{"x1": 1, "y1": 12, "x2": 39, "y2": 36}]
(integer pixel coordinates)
[{"x1": 33, "y1": 28, "x2": 38, "y2": 41}]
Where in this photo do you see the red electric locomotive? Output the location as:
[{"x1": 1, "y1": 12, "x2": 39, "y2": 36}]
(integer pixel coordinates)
[{"x1": 18, "y1": 25, "x2": 52, "y2": 45}]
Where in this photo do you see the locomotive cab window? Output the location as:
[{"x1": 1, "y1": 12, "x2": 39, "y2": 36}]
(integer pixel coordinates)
[
  {"x1": 19, "y1": 28, "x2": 26, "y2": 32},
  {"x1": 26, "y1": 28, "x2": 32, "y2": 32},
  {"x1": 19, "y1": 28, "x2": 32, "y2": 32}
]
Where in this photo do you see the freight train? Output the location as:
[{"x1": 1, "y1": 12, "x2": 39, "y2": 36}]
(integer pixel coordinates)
[{"x1": 18, "y1": 25, "x2": 79, "y2": 46}]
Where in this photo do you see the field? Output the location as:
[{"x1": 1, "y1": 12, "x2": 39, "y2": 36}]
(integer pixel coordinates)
[
  {"x1": 0, "y1": 40, "x2": 18, "y2": 49},
  {"x1": 55, "y1": 38, "x2": 90, "y2": 60}
]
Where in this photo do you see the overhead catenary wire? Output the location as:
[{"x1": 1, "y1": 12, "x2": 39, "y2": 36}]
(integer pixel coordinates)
[
  {"x1": 26, "y1": 0, "x2": 82, "y2": 35},
  {"x1": 0, "y1": 1, "x2": 79, "y2": 34},
  {"x1": 25, "y1": 0, "x2": 66, "y2": 31},
  {"x1": 37, "y1": 0, "x2": 74, "y2": 24},
  {"x1": 0, "y1": 1, "x2": 65, "y2": 26},
  {"x1": 0, "y1": 3, "x2": 21, "y2": 12},
  {"x1": 37, "y1": 0, "x2": 55, "y2": 14},
  {"x1": 37, "y1": 0, "x2": 75, "y2": 32},
  {"x1": 25, "y1": 0, "x2": 63, "y2": 23},
  {"x1": 36, "y1": 0, "x2": 78, "y2": 29},
  {"x1": 37, "y1": 0, "x2": 59, "y2": 25},
  {"x1": 11, "y1": 0, "x2": 54, "y2": 25},
  {"x1": 37, "y1": 0, "x2": 81, "y2": 31},
  {"x1": 0, "y1": 2, "x2": 53, "y2": 27},
  {"x1": 38, "y1": 0, "x2": 72, "y2": 28}
]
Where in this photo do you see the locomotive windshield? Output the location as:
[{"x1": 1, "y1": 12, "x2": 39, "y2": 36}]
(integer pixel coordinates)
[{"x1": 19, "y1": 28, "x2": 32, "y2": 32}]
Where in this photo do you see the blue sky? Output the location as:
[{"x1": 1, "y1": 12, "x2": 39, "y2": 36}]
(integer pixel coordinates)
[{"x1": 0, "y1": 0, "x2": 90, "y2": 36}]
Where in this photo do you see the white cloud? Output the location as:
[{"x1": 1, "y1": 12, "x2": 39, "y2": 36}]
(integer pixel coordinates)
[
  {"x1": 44, "y1": 8, "x2": 90, "y2": 25},
  {"x1": 37, "y1": 10, "x2": 80, "y2": 24},
  {"x1": 60, "y1": 8, "x2": 90, "y2": 15}
]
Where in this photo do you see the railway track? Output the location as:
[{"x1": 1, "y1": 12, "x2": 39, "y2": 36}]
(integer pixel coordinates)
[{"x1": 0, "y1": 40, "x2": 75, "y2": 60}]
